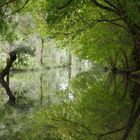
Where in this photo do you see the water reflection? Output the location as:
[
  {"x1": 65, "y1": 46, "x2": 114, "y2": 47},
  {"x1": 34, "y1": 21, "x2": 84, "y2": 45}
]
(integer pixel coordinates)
[
  {"x1": 40, "y1": 74, "x2": 43, "y2": 105},
  {"x1": 0, "y1": 78, "x2": 15, "y2": 105},
  {"x1": 96, "y1": 73, "x2": 140, "y2": 140},
  {"x1": 123, "y1": 80, "x2": 140, "y2": 140},
  {"x1": 0, "y1": 65, "x2": 140, "y2": 140}
]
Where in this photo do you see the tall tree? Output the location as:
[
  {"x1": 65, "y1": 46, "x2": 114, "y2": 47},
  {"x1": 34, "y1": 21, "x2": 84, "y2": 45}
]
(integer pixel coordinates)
[{"x1": 45, "y1": 0, "x2": 140, "y2": 69}]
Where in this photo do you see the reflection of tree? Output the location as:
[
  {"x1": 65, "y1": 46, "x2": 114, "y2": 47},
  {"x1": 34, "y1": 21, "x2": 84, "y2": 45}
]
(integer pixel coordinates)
[
  {"x1": 40, "y1": 38, "x2": 44, "y2": 66},
  {"x1": 52, "y1": 117, "x2": 126, "y2": 140},
  {"x1": 0, "y1": 78, "x2": 15, "y2": 104},
  {"x1": 70, "y1": 71, "x2": 140, "y2": 140},
  {"x1": 97, "y1": 127, "x2": 126, "y2": 140},
  {"x1": 105, "y1": 74, "x2": 140, "y2": 140},
  {"x1": 40, "y1": 74, "x2": 43, "y2": 104},
  {"x1": 122, "y1": 81, "x2": 140, "y2": 140},
  {"x1": 68, "y1": 66, "x2": 71, "y2": 81},
  {"x1": 122, "y1": 75, "x2": 129, "y2": 99}
]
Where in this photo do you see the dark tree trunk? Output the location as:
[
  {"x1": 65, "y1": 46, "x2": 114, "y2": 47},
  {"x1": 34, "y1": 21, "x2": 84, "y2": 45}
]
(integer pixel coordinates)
[
  {"x1": 0, "y1": 51, "x2": 16, "y2": 78},
  {"x1": 123, "y1": 102, "x2": 140, "y2": 140},
  {"x1": 6, "y1": 58, "x2": 10, "y2": 86},
  {"x1": 0, "y1": 78, "x2": 15, "y2": 104},
  {"x1": 6, "y1": 72, "x2": 9, "y2": 86},
  {"x1": 122, "y1": 82, "x2": 140, "y2": 140},
  {"x1": 0, "y1": 51, "x2": 17, "y2": 104}
]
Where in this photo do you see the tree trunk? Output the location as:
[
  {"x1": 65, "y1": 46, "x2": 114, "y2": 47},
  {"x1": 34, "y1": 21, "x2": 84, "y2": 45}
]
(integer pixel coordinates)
[
  {"x1": 0, "y1": 78, "x2": 15, "y2": 104},
  {"x1": 40, "y1": 38, "x2": 44, "y2": 66},
  {"x1": 0, "y1": 51, "x2": 16, "y2": 78},
  {"x1": 6, "y1": 58, "x2": 10, "y2": 86},
  {"x1": 0, "y1": 51, "x2": 17, "y2": 104}
]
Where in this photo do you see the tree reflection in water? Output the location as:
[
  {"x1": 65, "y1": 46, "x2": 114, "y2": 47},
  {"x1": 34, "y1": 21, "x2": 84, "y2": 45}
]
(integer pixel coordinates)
[
  {"x1": 0, "y1": 68, "x2": 140, "y2": 140},
  {"x1": 101, "y1": 73, "x2": 140, "y2": 140}
]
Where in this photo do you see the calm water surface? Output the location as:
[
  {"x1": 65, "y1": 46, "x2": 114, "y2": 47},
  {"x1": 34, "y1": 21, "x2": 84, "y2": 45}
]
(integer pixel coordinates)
[{"x1": 0, "y1": 63, "x2": 139, "y2": 140}]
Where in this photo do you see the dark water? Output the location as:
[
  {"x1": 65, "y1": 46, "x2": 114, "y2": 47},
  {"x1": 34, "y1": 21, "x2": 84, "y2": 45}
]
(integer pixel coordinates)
[{"x1": 0, "y1": 66, "x2": 140, "y2": 140}]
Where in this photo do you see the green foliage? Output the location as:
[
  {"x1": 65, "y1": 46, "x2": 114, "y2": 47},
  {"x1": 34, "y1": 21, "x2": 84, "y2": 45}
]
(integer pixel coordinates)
[
  {"x1": 0, "y1": 0, "x2": 30, "y2": 42},
  {"x1": 45, "y1": 0, "x2": 139, "y2": 66},
  {"x1": 13, "y1": 46, "x2": 35, "y2": 56},
  {"x1": 0, "y1": 69, "x2": 139, "y2": 140},
  {"x1": 14, "y1": 88, "x2": 35, "y2": 110},
  {"x1": 13, "y1": 46, "x2": 35, "y2": 68},
  {"x1": 0, "y1": 1, "x2": 139, "y2": 140}
]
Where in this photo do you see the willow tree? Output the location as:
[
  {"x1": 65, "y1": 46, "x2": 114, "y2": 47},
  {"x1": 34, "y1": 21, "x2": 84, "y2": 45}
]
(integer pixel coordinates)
[{"x1": 45, "y1": 0, "x2": 140, "y2": 70}]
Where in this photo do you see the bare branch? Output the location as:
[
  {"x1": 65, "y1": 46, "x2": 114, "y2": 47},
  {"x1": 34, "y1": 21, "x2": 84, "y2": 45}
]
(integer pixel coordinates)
[
  {"x1": 104, "y1": 0, "x2": 119, "y2": 12},
  {"x1": 53, "y1": 17, "x2": 124, "y2": 36},
  {"x1": 4, "y1": 0, "x2": 30, "y2": 18},
  {"x1": 101, "y1": 127, "x2": 126, "y2": 137},
  {"x1": 75, "y1": 12, "x2": 89, "y2": 25},
  {"x1": 91, "y1": 0, "x2": 117, "y2": 13},
  {"x1": 53, "y1": 117, "x2": 126, "y2": 138}
]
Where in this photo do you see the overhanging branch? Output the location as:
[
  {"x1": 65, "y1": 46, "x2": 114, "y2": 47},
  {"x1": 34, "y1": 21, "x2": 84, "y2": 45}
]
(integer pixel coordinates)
[
  {"x1": 91, "y1": 0, "x2": 117, "y2": 13},
  {"x1": 53, "y1": 17, "x2": 125, "y2": 36},
  {"x1": 4, "y1": 0, "x2": 30, "y2": 17},
  {"x1": 104, "y1": 0, "x2": 119, "y2": 12}
]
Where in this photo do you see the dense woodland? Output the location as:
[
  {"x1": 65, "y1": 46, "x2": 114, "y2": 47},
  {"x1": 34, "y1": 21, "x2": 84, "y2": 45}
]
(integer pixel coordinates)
[{"x1": 0, "y1": 0, "x2": 140, "y2": 140}]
